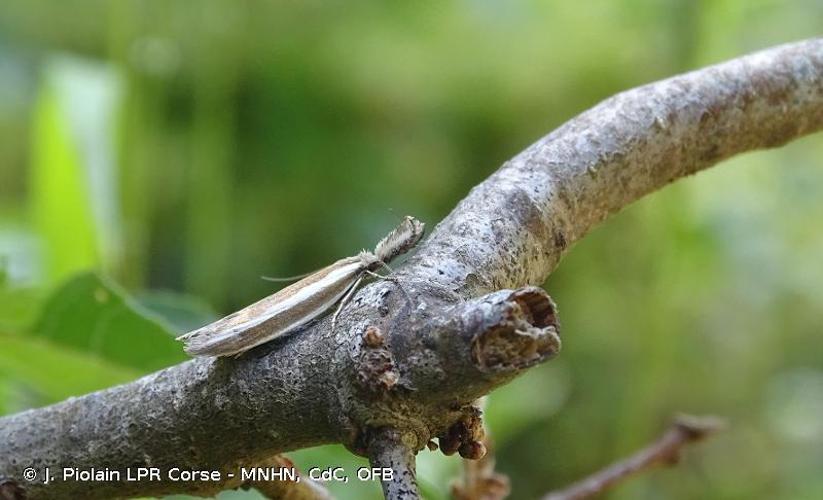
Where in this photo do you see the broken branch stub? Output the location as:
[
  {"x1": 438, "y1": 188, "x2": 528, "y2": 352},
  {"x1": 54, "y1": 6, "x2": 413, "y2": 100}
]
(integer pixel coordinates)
[{"x1": 342, "y1": 285, "x2": 561, "y2": 460}]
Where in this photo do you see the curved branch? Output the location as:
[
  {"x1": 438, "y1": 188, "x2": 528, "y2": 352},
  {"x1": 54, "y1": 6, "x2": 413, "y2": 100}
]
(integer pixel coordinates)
[
  {"x1": 405, "y1": 38, "x2": 823, "y2": 296},
  {"x1": 0, "y1": 38, "x2": 821, "y2": 499}
]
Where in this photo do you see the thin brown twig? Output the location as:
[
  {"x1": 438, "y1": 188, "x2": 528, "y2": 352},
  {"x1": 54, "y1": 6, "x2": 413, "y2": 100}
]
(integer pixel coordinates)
[
  {"x1": 543, "y1": 415, "x2": 726, "y2": 500},
  {"x1": 246, "y1": 455, "x2": 333, "y2": 500},
  {"x1": 450, "y1": 435, "x2": 510, "y2": 500},
  {"x1": 450, "y1": 398, "x2": 510, "y2": 500}
]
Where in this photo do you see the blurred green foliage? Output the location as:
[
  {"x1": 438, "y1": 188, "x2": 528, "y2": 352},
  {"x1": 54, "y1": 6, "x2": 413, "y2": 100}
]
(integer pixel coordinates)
[
  {"x1": 31, "y1": 83, "x2": 99, "y2": 282},
  {"x1": 33, "y1": 272, "x2": 187, "y2": 371},
  {"x1": 1, "y1": 1, "x2": 822, "y2": 499}
]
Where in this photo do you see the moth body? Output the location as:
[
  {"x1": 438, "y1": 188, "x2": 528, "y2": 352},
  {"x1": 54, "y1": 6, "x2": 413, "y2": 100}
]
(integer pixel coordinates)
[{"x1": 177, "y1": 216, "x2": 424, "y2": 357}]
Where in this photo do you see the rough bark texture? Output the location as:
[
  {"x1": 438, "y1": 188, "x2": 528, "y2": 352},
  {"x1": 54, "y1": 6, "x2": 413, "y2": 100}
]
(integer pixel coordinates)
[
  {"x1": 367, "y1": 428, "x2": 420, "y2": 500},
  {"x1": 0, "y1": 38, "x2": 821, "y2": 499}
]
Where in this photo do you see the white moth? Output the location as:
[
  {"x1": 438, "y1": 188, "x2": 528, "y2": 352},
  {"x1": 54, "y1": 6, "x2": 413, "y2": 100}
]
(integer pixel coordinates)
[{"x1": 177, "y1": 216, "x2": 425, "y2": 357}]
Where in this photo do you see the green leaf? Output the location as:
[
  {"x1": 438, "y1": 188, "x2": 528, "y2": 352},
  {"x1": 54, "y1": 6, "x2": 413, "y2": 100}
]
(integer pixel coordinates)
[
  {"x1": 32, "y1": 272, "x2": 188, "y2": 372},
  {"x1": 135, "y1": 289, "x2": 218, "y2": 334},
  {"x1": 30, "y1": 81, "x2": 99, "y2": 283},
  {"x1": 0, "y1": 333, "x2": 138, "y2": 403},
  {"x1": 0, "y1": 285, "x2": 44, "y2": 333},
  {"x1": 0, "y1": 256, "x2": 7, "y2": 286}
]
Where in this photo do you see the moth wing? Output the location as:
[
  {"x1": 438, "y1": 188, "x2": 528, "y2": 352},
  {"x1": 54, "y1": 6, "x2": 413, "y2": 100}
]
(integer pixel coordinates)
[
  {"x1": 176, "y1": 256, "x2": 363, "y2": 356},
  {"x1": 176, "y1": 291, "x2": 288, "y2": 343}
]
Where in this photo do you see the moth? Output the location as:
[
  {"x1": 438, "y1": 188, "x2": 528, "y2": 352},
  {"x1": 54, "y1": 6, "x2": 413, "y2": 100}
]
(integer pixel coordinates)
[{"x1": 177, "y1": 216, "x2": 425, "y2": 357}]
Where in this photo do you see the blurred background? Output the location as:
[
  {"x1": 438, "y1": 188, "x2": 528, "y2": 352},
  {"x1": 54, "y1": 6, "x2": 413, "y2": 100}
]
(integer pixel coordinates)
[{"x1": 1, "y1": 1, "x2": 822, "y2": 499}]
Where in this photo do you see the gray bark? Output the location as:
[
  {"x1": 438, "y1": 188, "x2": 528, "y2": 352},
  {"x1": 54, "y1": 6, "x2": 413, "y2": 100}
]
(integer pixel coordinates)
[
  {"x1": 0, "y1": 38, "x2": 821, "y2": 499},
  {"x1": 367, "y1": 428, "x2": 420, "y2": 500}
]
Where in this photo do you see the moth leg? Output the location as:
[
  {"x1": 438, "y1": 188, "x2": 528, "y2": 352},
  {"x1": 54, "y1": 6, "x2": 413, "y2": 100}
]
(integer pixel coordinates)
[
  {"x1": 364, "y1": 260, "x2": 393, "y2": 280},
  {"x1": 365, "y1": 269, "x2": 389, "y2": 280},
  {"x1": 331, "y1": 275, "x2": 365, "y2": 334}
]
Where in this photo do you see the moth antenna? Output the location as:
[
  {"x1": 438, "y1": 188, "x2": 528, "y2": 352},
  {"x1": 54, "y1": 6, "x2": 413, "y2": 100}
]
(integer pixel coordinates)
[
  {"x1": 260, "y1": 269, "x2": 318, "y2": 282},
  {"x1": 374, "y1": 216, "x2": 425, "y2": 263}
]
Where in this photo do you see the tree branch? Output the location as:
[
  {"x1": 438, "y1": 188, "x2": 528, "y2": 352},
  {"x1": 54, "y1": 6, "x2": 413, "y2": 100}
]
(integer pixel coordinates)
[
  {"x1": 0, "y1": 38, "x2": 821, "y2": 499},
  {"x1": 367, "y1": 428, "x2": 420, "y2": 500},
  {"x1": 543, "y1": 415, "x2": 726, "y2": 500}
]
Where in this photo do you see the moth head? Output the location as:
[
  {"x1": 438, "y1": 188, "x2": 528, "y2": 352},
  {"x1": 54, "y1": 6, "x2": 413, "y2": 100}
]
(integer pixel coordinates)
[
  {"x1": 358, "y1": 250, "x2": 381, "y2": 270},
  {"x1": 374, "y1": 216, "x2": 425, "y2": 264}
]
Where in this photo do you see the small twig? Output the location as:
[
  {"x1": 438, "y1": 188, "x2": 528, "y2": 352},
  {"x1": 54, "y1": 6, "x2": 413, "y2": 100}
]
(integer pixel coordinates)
[
  {"x1": 450, "y1": 435, "x2": 510, "y2": 500},
  {"x1": 543, "y1": 414, "x2": 726, "y2": 500},
  {"x1": 450, "y1": 398, "x2": 510, "y2": 500},
  {"x1": 246, "y1": 455, "x2": 333, "y2": 500},
  {"x1": 367, "y1": 428, "x2": 420, "y2": 500}
]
